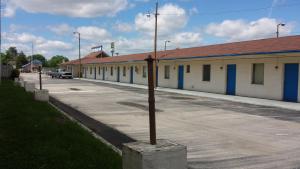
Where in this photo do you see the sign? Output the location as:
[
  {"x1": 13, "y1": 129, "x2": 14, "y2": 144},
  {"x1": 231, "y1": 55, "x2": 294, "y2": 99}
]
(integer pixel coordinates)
[{"x1": 111, "y1": 42, "x2": 115, "y2": 49}]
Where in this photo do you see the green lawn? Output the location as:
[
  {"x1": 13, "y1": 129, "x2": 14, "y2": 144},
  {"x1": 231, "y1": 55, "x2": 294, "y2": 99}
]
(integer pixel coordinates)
[{"x1": 0, "y1": 81, "x2": 122, "y2": 169}]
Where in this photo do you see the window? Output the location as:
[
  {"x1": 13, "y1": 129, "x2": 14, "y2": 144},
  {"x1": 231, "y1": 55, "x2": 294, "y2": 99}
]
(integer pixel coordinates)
[
  {"x1": 90, "y1": 67, "x2": 92, "y2": 75},
  {"x1": 98, "y1": 67, "x2": 101, "y2": 75},
  {"x1": 142, "y1": 66, "x2": 147, "y2": 78},
  {"x1": 203, "y1": 64, "x2": 211, "y2": 81},
  {"x1": 164, "y1": 65, "x2": 170, "y2": 79},
  {"x1": 110, "y1": 67, "x2": 113, "y2": 76},
  {"x1": 186, "y1": 65, "x2": 191, "y2": 73},
  {"x1": 123, "y1": 66, "x2": 126, "y2": 76},
  {"x1": 252, "y1": 63, "x2": 264, "y2": 84}
]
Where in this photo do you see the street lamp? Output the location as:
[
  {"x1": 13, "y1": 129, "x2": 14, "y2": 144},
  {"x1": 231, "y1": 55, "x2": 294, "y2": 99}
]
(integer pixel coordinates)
[
  {"x1": 276, "y1": 23, "x2": 285, "y2": 38},
  {"x1": 73, "y1": 31, "x2": 82, "y2": 78},
  {"x1": 164, "y1": 40, "x2": 171, "y2": 51}
]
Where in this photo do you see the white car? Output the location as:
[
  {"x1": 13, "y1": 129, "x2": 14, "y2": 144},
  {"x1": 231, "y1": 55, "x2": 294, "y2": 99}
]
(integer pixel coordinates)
[{"x1": 51, "y1": 69, "x2": 73, "y2": 79}]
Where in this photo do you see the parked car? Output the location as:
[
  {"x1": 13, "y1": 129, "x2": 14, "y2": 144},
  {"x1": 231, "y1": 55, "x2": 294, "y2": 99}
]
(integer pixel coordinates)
[{"x1": 50, "y1": 69, "x2": 73, "y2": 79}]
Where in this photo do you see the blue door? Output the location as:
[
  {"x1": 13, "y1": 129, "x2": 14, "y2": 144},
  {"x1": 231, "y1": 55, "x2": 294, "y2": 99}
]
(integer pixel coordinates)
[
  {"x1": 178, "y1": 65, "x2": 184, "y2": 89},
  {"x1": 117, "y1": 67, "x2": 120, "y2": 82},
  {"x1": 84, "y1": 68, "x2": 87, "y2": 78},
  {"x1": 94, "y1": 67, "x2": 96, "y2": 79},
  {"x1": 283, "y1": 63, "x2": 299, "y2": 102},
  {"x1": 130, "y1": 66, "x2": 134, "y2": 84},
  {"x1": 102, "y1": 67, "x2": 105, "y2": 80},
  {"x1": 226, "y1": 64, "x2": 236, "y2": 95}
]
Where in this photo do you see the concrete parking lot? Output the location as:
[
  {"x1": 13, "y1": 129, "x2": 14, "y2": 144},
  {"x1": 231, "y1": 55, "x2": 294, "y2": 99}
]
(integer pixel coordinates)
[{"x1": 22, "y1": 73, "x2": 300, "y2": 169}]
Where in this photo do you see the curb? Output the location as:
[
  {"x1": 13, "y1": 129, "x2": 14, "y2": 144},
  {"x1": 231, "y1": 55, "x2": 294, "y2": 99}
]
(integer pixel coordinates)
[{"x1": 49, "y1": 96, "x2": 136, "y2": 152}]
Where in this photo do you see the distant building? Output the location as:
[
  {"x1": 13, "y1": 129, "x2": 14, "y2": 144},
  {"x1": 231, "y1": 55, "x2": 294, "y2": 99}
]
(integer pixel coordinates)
[
  {"x1": 60, "y1": 51, "x2": 109, "y2": 77},
  {"x1": 61, "y1": 35, "x2": 300, "y2": 102},
  {"x1": 21, "y1": 60, "x2": 42, "y2": 72}
]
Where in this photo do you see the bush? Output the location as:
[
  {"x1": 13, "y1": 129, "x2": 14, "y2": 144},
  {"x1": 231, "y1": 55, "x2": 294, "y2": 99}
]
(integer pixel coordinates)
[{"x1": 11, "y1": 69, "x2": 20, "y2": 79}]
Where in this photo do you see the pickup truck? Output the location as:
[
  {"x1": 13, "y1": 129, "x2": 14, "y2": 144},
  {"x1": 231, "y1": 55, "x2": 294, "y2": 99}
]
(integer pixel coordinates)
[{"x1": 50, "y1": 69, "x2": 73, "y2": 79}]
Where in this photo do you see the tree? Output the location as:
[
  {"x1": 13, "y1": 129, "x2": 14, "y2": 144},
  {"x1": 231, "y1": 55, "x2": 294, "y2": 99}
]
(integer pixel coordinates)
[
  {"x1": 6, "y1": 47, "x2": 18, "y2": 60},
  {"x1": 27, "y1": 54, "x2": 48, "y2": 67},
  {"x1": 48, "y1": 55, "x2": 69, "y2": 68},
  {"x1": 0, "y1": 53, "x2": 7, "y2": 64},
  {"x1": 1, "y1": 47, "x2": 18, "y2": 64},
  {"x1": 16, "y1": 51, "x2": 28, "y2": 69}
]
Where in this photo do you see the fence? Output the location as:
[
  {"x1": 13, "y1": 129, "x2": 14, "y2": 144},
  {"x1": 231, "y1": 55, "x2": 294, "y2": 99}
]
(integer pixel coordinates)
[{"x1": 0, "y1": 65, "x2": 13, "y2": 79}]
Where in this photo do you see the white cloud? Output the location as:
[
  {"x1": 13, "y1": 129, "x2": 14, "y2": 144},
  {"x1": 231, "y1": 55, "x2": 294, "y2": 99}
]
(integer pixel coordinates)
[
  {"x1": 116, "y1": 37, "x2": 152, "y2": 52},
  {"x1": 134, "y1": 0, "x2": 149, "y2": 2},
  {"x1": 114, "y1": 22, "x2": 133, "y2": 32},
  {"x1": 2, "y1": 30, "x2": 202, "y2": 59},
  {"x1": 206, "y1": 18, "x2": 293, "y2": 42},
  {"x1": 3, "y1": 3, "x2": 17, "y2": 17},
  {"x1": 189, "y1": 7, "x2": 199, "y2": 15},
  {"x1": 9, "y1": 24, "x2": 32, "y2": 32},
  {"x1": 170, "y1": 32, "x2": 202, "y2": 48},
  {"x1": 3, "y1": 32, "x2": 44, "y2": 44},
  {"x1": 76, "y1": 26, "x2": 111, "y2": 41},
  {"x1": 135, "y1": 3, "x2": 188, "y2": 36},
  {"x1": 99, "y1": 31, "x2": 202, "y2": 55},
  {"x1": 5, "y1": 0, "x2": 128, "y2": 18},
  {"x1": 37, "y1": 40, "x2": 72, "y2": 51},
  {"x1": 2, "y1": 32, "x2": 72, "y2": 57},
  {"x1": 48, "y1": 24, "x2": 74, "y2": 35}
]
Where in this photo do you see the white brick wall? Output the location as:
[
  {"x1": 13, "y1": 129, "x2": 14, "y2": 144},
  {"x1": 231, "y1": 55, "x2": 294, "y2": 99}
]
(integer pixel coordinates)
[{"x1": 75, "y1": 54, "x2": 300, "y2": 102}]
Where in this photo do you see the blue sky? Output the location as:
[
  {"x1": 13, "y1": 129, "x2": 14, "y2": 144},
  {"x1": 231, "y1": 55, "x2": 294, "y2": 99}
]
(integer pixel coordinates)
[{"x1": 1, "y1": 0, "x2": 300, "y2": 59}]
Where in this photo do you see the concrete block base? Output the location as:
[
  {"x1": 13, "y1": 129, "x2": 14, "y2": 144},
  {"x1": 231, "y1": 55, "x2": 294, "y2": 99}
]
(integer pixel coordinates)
[
  {"x1": 14, "y1": 78, "x2": 19, "y2": 86},
  {"x1": 123, "y1": 139, "x2": 187, "y2": 169},
  {"x1": 25, "y1": 82, "x2": 35, "y2": 92},
  {"x1": 34, "y1": 89, "x2": 49, "y2": 102},
  {"x1": 19, "y1": 80, "x2": 25, "y2": 87},
  {"x1": 14, "y1": 78, "x2": 19, "y2": 82}
]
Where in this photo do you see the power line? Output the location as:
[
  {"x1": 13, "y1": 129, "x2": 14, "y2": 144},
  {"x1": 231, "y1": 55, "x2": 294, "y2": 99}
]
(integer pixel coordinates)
[{"x1": 159, "y1": 2, "x2": 300, "y2": 16}]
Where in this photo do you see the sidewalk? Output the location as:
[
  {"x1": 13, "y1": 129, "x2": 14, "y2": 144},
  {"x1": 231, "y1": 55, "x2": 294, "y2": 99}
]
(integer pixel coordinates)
[{"x1": 77, "y1": 78, "x2": 300, "y2": 111}]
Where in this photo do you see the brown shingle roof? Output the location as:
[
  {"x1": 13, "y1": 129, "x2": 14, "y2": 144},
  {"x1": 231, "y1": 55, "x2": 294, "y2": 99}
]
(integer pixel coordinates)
[
  {"x1": 63, "y1": 35, "x2": 300, "y2": 65},
  {"x1": 61, "y1": 51, "x2": 109, "y2": 65}
]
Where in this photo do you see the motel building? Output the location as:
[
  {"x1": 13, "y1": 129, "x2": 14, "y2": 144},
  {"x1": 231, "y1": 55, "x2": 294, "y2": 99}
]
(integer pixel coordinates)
[{"x1": 61, "y1": 35, "x2": 300, "y2": 102}]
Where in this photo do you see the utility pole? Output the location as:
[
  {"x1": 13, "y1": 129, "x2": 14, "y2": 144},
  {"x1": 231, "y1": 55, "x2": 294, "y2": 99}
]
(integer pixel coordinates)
[
  {"x1": 73, "y1": 32, "x2": 81, "y2": 78},
  {"x1": 153, "y1": 1, "x2": 158, "y2": 88},
  {"x1": 146, "y1": 1, "x2": 159, "y2": 87}
]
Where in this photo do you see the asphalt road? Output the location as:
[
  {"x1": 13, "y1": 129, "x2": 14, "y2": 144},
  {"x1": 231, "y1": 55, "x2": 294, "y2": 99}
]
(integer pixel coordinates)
[{"x1": 22, "y1": 73, "x2": 300, "y2": 169}]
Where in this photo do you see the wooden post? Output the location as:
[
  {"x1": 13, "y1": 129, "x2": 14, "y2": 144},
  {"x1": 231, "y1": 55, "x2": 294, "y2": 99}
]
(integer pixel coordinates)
[
  {"x1": 145, "y1": 55, "x2": 156, "y2": 145},
  {"x1": 39, "y1": 66, "x2": 42, "y2": 90}
]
